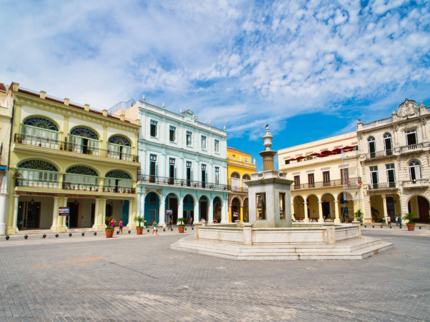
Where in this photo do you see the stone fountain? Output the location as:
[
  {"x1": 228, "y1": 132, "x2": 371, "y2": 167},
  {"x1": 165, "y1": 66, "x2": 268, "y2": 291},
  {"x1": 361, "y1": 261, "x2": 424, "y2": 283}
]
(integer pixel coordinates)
[{"x1": 171, "y1": 126, "x2": 392, "y2": 260}]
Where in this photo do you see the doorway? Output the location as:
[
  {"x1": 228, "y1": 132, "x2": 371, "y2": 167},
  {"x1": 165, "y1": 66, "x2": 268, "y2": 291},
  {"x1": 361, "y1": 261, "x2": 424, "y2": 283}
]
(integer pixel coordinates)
[
  {"x1": 386, "y1": 196, "x2": 396, "y2": 221},
  {"x1": 18, "y1": 201, "x2": 41, "y2": 229},
  {"x1": 322, "y1": 202, "x2": 330, "y2": 218},
  {"x1": 417, "y1": 196, "x2": 430, "y2": 223},
  {"x1": 68, "y1": 201, "x2": 79, "y2": 228},
  {"x1": 200, "y1": 201, "x2": 208, "y2": 221}
]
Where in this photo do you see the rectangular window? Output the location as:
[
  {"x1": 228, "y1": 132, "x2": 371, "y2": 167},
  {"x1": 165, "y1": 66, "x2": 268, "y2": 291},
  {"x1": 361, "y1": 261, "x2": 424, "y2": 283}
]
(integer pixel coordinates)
[
  {"x1": 149, "y1": 154, "x2": 157, "y2": 183},
  {"x1": 214, "y1": 140, "x2": 220, "y2": 153},
  {"x1": 294, "y1": 175, "x2": 300, "y2": 188},
  {"x1": 308, "y1": 173, "x2": 314, "y2": 188},
  {"x1": 201, "y1": 136, "x2": 207, "y2": 150},
  {"x1": 245, "y1": 158, "x2": 248, "y2": 163},
  {"x1": 406, "y1": 130, "x2": 417, "y2": 146},
  {"x1": 279, "y1": 193, "x2": 285, "y2": 218},
  {"x1": 186, "y1": 161, "x2": 192, "y2": 186},
  {"x1": 169, "y1": 158, "x2": 175, "y2": 184},
  {"x1": 285, "y1": 160, "x2": 290, "y2": 165},
  {"x1": 370, "y1": 166, "x2": 378, "y2": 189},
  {"x1": 340, "y1": 168, "x2": 349, "y2": 184},
  {"x1": 256, "y1": 193, "x2": 266, "y2": 220},
  {"x1": 150, "y1": 120, "x2": 158, "y2": 137},
  {"x1": 186, "y1": 131, "x2": 192, "y2": 146},
  {"x1": 323, "y1": 171, "x2": 330, "y2": 186},
  {"x1": 169, "y1": 126, "x2": 176, "y2": 142},
  {"x1": 386, "y1": 163, "x2": 395, "y2": 187},
  {"x1": 215, "y1": 167, "x2": 220, "y2": 184}
]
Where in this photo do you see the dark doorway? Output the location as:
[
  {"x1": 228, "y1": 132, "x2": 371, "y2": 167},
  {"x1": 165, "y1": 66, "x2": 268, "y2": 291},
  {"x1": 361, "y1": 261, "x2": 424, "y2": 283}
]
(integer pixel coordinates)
[
  {"x1": 169, "y1": 164, "x2": 175, "y2": 184},
  {"x1": 91, "y1": 203, "x2": 95, "y2": 226},
  {"x1": 82, "y1": 138, "x2": 89, "y2": 154},
  {"x1": 187, "y1": 167, "x2": 191, "y2": 186},
  {"x1": 150, "y1": 161, "x2": 156, "y2": 183},
  {"x1": 417, "y1": 196, "x2": 430, "y2": 223},
  {"x1": 386, "y1": 196, "x2": 396, "y2": 221},
  {"x1": 322, "y1": 202, "x2": 330, "y2": 218},
  {"x1": 200, "y1": 201, "x2": 208, "y2": 221},
  {"x1": 105, "y1": 203, "x2": 113, "y2": 226},
  {"x1": 68, "y1": 201, "x2": 79, "y2": 228},
  {"x1": 26, "y1": 202, "x2": 41, "y2": 229},
  {"x1": 169, "y1": 196, "x2": 178, "y2": 223}
]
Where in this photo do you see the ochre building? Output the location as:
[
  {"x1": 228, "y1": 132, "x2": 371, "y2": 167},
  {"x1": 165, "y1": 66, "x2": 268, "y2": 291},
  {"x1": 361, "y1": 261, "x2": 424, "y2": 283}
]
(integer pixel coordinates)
[{"x1": 227, "y1": 147, "x2": 256, "y2": 222}]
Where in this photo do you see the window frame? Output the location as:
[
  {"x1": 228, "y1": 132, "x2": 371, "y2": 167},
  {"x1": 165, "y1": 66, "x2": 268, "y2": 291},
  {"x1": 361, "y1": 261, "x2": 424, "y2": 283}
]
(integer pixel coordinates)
[
  {"x1": 186, "y1": 131, "x2": 193, "y2": 147},
  {"x1": 150, "y1": 120, "x2": 158, "y2": 138},
  {"x1": 169, "y1": 126, "x2": 176, "y2": 142}
]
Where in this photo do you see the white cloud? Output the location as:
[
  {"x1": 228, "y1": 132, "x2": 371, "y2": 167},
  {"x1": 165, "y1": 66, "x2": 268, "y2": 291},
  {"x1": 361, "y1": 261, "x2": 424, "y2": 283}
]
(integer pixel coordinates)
[{"x1": 0, "y1": 0, "x2": 429, "y2": 139}]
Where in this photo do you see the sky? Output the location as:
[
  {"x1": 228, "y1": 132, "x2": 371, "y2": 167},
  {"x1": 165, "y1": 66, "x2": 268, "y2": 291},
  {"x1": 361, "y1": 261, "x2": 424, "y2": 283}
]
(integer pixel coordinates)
[{"x1": 1, "y1": 0, "x2": 430, "y2": 170}]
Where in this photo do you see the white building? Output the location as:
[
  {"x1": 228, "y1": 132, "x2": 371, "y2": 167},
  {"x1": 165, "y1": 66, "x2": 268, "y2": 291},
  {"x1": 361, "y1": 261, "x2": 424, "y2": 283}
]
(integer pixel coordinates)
[{"x1": 120, "y1": 97, "x2": 229, "y2": 226}]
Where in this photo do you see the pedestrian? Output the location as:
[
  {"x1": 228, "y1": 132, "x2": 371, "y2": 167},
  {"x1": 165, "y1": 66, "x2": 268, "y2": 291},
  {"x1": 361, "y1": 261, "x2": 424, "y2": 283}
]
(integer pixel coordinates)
[
  {"x1": 395, "y1": 215, "x2": 399, "y2": 227},
  {"x1": 188, "y1": 216, "x2": 193, "y2": 226},
  {"x1": 119, "y1": 219, "x2": 123, "y2": 234},
  {"x1": 110, "y1": 218, "x2": 116, "y2": 228},
  {"x1": 387, "y1": 216, "x2": 391, "y2": 226},
  {"x1": 168, "y1": 216, "x2": 173, "y2": 230},
  {"x1": 152, "y1": 220, "x2": 158, "y2": 235},
  {"x1": 398, "y1": 214, "x2": 402, "y2": 229}
]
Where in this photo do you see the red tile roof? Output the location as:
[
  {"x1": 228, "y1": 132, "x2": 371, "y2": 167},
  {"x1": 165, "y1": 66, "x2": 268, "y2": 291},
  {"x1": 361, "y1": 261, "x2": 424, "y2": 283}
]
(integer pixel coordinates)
[
  {"x1": 0, "y1": 83, "x2": 5, "y2": 91},
  {"x1": 227, "y1": 146, "x2": 252, "y2": 156}
]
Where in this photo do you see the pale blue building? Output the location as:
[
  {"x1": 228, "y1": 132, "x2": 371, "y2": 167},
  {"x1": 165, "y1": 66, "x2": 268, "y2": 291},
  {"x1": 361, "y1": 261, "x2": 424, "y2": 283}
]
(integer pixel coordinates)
[{"x1": 122, "y1": 97, "x2": 229, "y2": 226}]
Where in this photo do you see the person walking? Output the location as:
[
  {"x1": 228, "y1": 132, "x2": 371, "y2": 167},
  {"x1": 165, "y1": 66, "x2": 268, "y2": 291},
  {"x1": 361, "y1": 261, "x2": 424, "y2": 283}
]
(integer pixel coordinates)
[
  {"x1": 395, "y1": 215, "x2": 399, "y2": 227},
  {"x1": 387, "y1": 216, "x2": 391, "y2": 226},
  {"x1": 152, "y1": 220, "x2": 158, "y2": 236},
  {"x1": 110, "y1": 218, "x2": 116, "y2": 229},
  {"x1": 398, "y1": 214, "x2": 402, "y2": 229},
  {"x1": 119, "y1": 219, "x2": 123, "y2": 234},
  {"x1": 168, "y1": 216, "x2": 173, "y2": 230}
]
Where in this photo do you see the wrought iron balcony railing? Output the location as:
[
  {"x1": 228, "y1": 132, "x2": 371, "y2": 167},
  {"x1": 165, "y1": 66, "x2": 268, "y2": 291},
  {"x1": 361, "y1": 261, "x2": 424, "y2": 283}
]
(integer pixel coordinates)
[
  {"x1": 14, "y1": 134, "x2": 139, "y2": 162},
  {"x1": 292, "y1": 178, "x2": 361, "y2": 190},
  {"x1": 398, "y1": 143, "x2": 425, "y2": 153},
  {"x1": 15, "y1": 178, "x2": 59, "y2": 189},
  {"x1": 367, "y1": 182, "x2": 397, "y2": 190},
  {"x1": 402, "y1": 179, "x2": 430, "y2": 188},
  {"x1": 137, "y1": 175, "x2": 229, "y2": 190}
]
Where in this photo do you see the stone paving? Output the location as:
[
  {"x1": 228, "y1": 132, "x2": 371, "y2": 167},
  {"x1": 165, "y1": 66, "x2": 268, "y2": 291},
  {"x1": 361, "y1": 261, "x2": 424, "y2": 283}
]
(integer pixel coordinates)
[{"x1": 0, "y1": 227, "x2": 429, "y2": 321}]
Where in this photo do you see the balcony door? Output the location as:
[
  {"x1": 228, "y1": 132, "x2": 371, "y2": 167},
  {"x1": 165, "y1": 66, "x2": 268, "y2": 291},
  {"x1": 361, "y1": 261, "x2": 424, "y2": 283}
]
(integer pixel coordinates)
[
  {"x1": 201, "y1": 165, "x2": 207, "y2": 188},
  {"x1": 149, "y1": 154, "x2": 157, "y2": 183},
  {"x1": 406, "y1": 130, "x2": 417, "y2": 146},
  {"x1": 308, "y1": 173, "x2": 314, "y2": 188},
  {"x1": 108, "y1": 136, "x2": 132, "y2": 161},
  {"x1": 169, "y1": 158, "x2": 176, "y2": 185},
  {"x1": 22, "y1": 117, "x2": 59, "y2": 149},
  {"x1": 409, "y1": 161, "x2": 421, "y2": 181},
  {"x1": 384, "y1": 133, "x2": 393, "y2": 155},
  {"x1": 186, "y1": 161, "x2": 192, "y2": 186},
  {"x1": 323, "y1": 171, "x2": 330, "y2": 186},
  {"x1": 368, "y1": 137, "x2": 376, "y2": 158},
  {"x1": 370, "y1": 166, "x2": 378, "y2": 188},
  {"x1": 386, "y1": 164, "x2": 395, "y2": 187},
  {"x1": 70, "y1": 127, "x2": 99, "y2": 155}
]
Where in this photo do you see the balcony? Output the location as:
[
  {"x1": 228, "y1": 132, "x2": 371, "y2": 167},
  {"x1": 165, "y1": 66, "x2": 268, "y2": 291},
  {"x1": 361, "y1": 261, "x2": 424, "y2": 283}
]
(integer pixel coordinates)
[
  {"x1": 14, "y1": 134, "x2": 139, "y2": 162},
  {"x1": 396, "y1": 143, "x2": 427, "y2": 154},
  {"x1": 361, "y1": 149, "x2": 394, "y2": 160},
  {"x1": 230, "y1": 186, "x2": 248, "y2": 193},
  {"x1": 137, "y1": 175, "x2": 229, "y2": 191},
  {"x1": 367, "y1": 182, "x2": 397, "y2": 190},
  {"x1": 292, "y1": 178, "x2": 361, "y2": 190},
  {"x1": 16, "y1": 178, "x2": 136, "y2": 194},
  {"x1": 402, "y1": 179, "x2": 430, "y2": 189}
]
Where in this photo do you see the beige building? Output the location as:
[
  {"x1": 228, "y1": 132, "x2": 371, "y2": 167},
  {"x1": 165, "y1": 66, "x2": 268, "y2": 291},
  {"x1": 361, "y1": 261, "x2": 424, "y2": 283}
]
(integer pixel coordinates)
[
  {"x1": 0, "y1": 83, "x2": 13, "y2": 234},
  {"x1": 278, "y1": 132, "x2": 362, "y2": 223},
  {"x1": 357, "y1": 98, "x2": 430, "y2": 224}
]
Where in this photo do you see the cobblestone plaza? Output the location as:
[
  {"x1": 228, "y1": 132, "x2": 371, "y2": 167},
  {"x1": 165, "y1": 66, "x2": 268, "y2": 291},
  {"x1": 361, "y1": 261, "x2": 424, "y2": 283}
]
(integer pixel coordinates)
[{"x1": 0, "y1": 229, "x2": 429, "y2": 321}]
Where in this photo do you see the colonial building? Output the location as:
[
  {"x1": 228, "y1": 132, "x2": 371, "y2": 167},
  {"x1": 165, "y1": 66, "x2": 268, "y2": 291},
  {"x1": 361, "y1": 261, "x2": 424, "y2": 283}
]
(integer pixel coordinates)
[
  {"x1": 227, "y1": 147, "x2": 256, "y2": 222},
  {"x1": 119, "y1": 97, "x2": 229, "y2": 226},
  {"x1": 357, "y1": 98, "x2": 430, "y2": 224},
  {"x1": 278, "y1": 132, "x2": 362, "y2": 223},
  {"x1": 5, "y1": 83, "x2": 141, "y2": 234},
  {"x1": 0, "y1": 83, "x2": 13, "y2": 235}
]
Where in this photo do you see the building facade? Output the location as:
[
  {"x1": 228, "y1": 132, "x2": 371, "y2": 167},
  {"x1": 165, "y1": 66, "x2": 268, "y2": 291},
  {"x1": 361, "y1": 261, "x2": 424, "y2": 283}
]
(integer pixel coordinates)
[
  {"x1": 121, "y1": 97, "x2": 229, "y2": 226},
  {"x1": 278, "y1": 132, "x2": 362, "y2": 223},
  {"x1": 0, "y1": 83, "x2": 13, "y2": 234},
  {"x1": 357, "y1": 98, "x2": 430, "y2": 224},
  {"x1": 5, "y1": 83, "x2": 141, "y2": 234},
  {"x1": 227, "y1": 147, "x2": 256, "y2": 222}
]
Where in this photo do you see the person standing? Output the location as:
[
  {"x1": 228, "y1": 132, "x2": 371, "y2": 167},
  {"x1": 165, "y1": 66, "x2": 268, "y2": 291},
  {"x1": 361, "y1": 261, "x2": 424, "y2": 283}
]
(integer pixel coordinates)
[
  {"x1": 110, "y1": 218, "x2": 116, "y2": 229},
  {"x1": 387, "y1": 216, "x2": 391, "y2": 226},
  {"x1": 395, "y1": 215, "x2": 399, "y2": 227},
  {"x1": 168, "y1": 216, "x2": 173, "y2": 230},
  {"x1": 398, "y1": 214, "x2": 402, "y2": 229},
  {"x1": 152, "y1": 220, "x2": 158, "y2": 236},
  {"x1": 119, "y1": 219, "x2": 123, "y2": 234}
]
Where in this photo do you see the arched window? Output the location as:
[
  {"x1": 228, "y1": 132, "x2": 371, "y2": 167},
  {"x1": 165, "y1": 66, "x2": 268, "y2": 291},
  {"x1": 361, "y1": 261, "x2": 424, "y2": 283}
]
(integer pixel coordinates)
[
  {"x1": 69, "y1": 127, "x2": 99, "y2": 155},
  {"x1": 368, "y1": 136, "x2": 376, "y2": 158},
  {"x1": 107, "y1": 135, "x2": 132, "y2": 161},
  {"x1": 65, "y1": 166, "x2": 99, "y2": 191},
  {"x1": 409, "y1": 161, "x2": 421, "y2": 181},
  {"x1": 104, "y1": 170, "x2": 133, "y2": 193},
  {"x1": 242, "y1": 174, "x2": 251, "y2": 180},
  {"x1": 17, "y1": 160, "x2": 58, "y2": 188},
  {"x1": 383, "y1": 133, "x2": 393, "y2": 156},
  {"x1": 242, "y1": 174, "x2": 251, "y2": 192},
  {"x1": 230, "y1": 172, "x2": 241, "y2": 191},
  {"x1": 22, "y1": 117, "x2": 59, "y2": 148}
]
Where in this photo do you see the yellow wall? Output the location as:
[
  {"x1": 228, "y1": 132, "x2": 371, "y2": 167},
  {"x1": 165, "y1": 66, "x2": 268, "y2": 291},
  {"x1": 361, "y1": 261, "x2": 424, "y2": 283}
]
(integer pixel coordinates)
[{"x1": 227, "y1": 148, "x2": 256, "y2": 185}]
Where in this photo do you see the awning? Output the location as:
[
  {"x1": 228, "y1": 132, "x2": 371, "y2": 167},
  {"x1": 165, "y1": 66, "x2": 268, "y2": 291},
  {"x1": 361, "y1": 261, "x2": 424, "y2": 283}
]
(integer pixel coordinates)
[
  {"x1": 296, "y1": 156, "x2": 305, "y2": 160},
  {"x1": 0, "y1": 165, "x2": 7, "y2": 170},
  {"x1": 287, "y1": 158, "x2": 296, "y2": 161}
]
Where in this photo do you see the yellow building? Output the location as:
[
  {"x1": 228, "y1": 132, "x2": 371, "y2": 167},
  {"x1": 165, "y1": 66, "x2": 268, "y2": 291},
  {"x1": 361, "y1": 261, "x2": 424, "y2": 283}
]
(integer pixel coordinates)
[
  {"x1": 227, "y1": 147, "x2": 256, "y2": 222},
  {"x1": 5, "y1": 83, "x2": 141, "y2": 234},
  {"x1": 278, "y1": 133, "x2": 363, "y2": 223}
]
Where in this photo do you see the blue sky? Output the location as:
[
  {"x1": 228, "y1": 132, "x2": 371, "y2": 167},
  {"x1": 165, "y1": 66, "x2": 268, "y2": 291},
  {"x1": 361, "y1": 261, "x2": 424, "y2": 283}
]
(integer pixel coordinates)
[{"x1": 1, "y1": 0, "x2": 430, "y2": 170}]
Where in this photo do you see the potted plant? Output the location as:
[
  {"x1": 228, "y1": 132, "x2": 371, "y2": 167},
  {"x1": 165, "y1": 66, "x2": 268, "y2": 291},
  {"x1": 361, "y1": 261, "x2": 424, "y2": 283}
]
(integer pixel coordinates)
[
  {"x1": 403, "y1": 213, "x2": 418, "y2": 231},
  {"x1": 65, "y1": 182, "x2": 71, "y2": 189},
  {"x1": 13, "y1": 171, "x2": 21, "y2": 186},
  {"x1": 87, "y1": 149, "x2": 93, "y2": 155},
  {"x1": 354, "y1": 209, "x2": 363, "y2": 223},
  {"x1": 136, "y1": 216, "x2": 145, "y2": 234},
  {"x1": 38, "y1": 143, "x2": 42, "y2": 147},
  {"x1": 17, "y1": 135, "x2": 23, "y2": 143},
  {"x1": 68, "y1": 146, "x2": 73, "y2": 152},
  {"x1": 105, "y1": 226, "x2": 114, "y2": 238},
  {"x1": 180, "y1": 180, "x2": 185, "y2": 186},
  {"x1": 177, "y1": 217, "x2": 185, "y2": 233},
  {"x1": 60, "y1": 144, "x2": 64, "y2": 151}
]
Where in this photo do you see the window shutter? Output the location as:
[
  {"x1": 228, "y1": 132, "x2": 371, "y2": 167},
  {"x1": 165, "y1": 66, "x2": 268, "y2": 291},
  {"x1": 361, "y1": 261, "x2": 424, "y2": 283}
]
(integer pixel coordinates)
[
  {"x1": 174, "y1": 167, "x2": 177, "y2": 179},
  {"x1": 191, "y1": 169, "x2": 193, "y2": 181}
]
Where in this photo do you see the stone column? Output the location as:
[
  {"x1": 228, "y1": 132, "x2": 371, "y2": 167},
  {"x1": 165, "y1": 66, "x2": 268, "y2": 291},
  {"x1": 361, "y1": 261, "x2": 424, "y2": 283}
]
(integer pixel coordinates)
[
  {"x1": 0, "y1": 173, "x2": 8, "y2": 235},
  {"x1": 239, "y1": 206, "x2": 244, "y2": 222},
  {"x1": 61, "y1": 197, "x2": 68, "y2": 231},
  {"x1": 291, "y1": 202, "x2": 295, "y2": 220},
  {"x1": 92, "y1": 197, "x2": 99, "y2": 230},
  {"x1": 318, "y1": 201, "x2": 324, "y2": 223},
  {"x1": 159, "y1": 198, "x2": 166, "y2": 227},
  {"x1": 243, "y1": 223, "x2": 252, "y2": 245},
  {"x1": 228, "y1": 206, "x2": 232, "y2": 223},
  {"x1": 221, "y1": 198, "x2": 228, "y2": 223},
  {"x1": 304, "y1": 201, "x2": 309, "y2": 222},
  {"x1": 178, "y1": 198, "x2": 184, "y2": 225},
  {"x1": 50, "y1": 197, "x2": 59, "y2": 232},
  {"x1": 382, "y1": 194, "x2": 388, "y2": 225},
  {"x1": 334, "y1": 200, "x2": 341, "y2": 223},
  {"x1": 128, "y1": 199, "x2": 133, "y2": 228},
  {"x1": 193, "y1": 199, "x2": 200, "y2": 223},
  {"x1": 12, "y1": 195, "x2": 19, "y2": 232},
  {"x1": 208, "y1": 199, "x2": 214, "y2": 223},
  {"x1": 101, "y1": 198, "x2": 107, "y2": 229}
]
